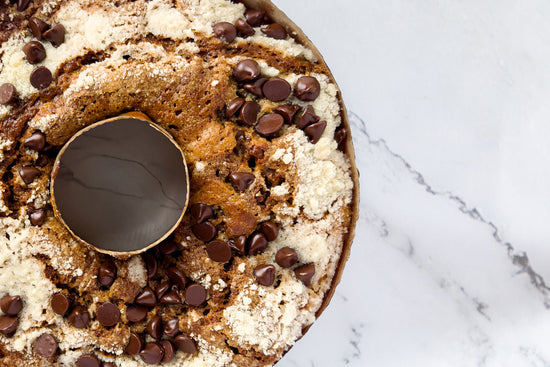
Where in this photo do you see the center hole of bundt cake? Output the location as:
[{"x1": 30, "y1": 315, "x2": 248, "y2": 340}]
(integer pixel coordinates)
[{"x1": 50, "y1": 112, "x2": 189, "y2": 256}]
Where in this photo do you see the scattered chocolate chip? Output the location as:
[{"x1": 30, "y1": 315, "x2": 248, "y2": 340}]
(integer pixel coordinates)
[
  {"x1": 28, "y1": 17, "x2": 49, "y2": 40},
  {"x1": 294, "y1": 76, "x2": 321, "y2": 102},
  {"x1": 296, "y1": 105, "x2": 319, "y2": 129},
  {"x1": 229, "y1": 172, "x2": 255, "y2": 192},
  {"x1": 134, "y1": 287, "x2": 157, "y2": 307},
  {"x1": 155, "y1": 281, "x2": 170, "y2": 300},
  {"x1": 185, "y1": 284, "x2": 206, "y2": 306},
  {"x1": 190, "y1": 203, "x2": 214, "y2": 224},
  {"x1": 260, "y1": 221, "x2": 280, "y2": 241},
  {"x1": 24, "y1": 132, "x2": 46, "y2": 151},
  {"x1": 273, "y1": 104, "x2": 301, "y2": 124},
  {"x1": 255, "y1": 113, "x2": 284, "y2": 138},
  {"x1": 235, "y1": 18, "x2": 255, "y2": 38},
  {"x1": 233, "y1": 59, "x2": 260, "y2": 82},
  {"x1": 213, "y1": 22, "x2": 237, "y2": 43},
  {"x1": 254, "y1": 264, "x2": 276, "y2": 286},
  {"x1": 22, "y1": 41, "x2": 46, "y2": 64},
  {"x1": 140, "y1": 342, "x2": 164, "y2": 365},
  {"x1": 226, "y1": 97, "x2": 245, "y2": 118},
  {"x1": 294, "y1": 263, "x2": 315, "y2": 286},
  {"x1": 228, "y1": 235, "x2": 247, "y2": 256},
  {"x1": 125, "y1": 332, "x2": 144, "y2": 355},
  {"x1": 18, "y1": 166, "x2": 40, "y2": 185},
  {"x1": 245, "y1": 9, "x2": 266, "y2": 27},
  {"x1": 0, "y1": 295, "x2": 23, "y2": 316},
  {"x1": 0, "y1": 83, "x2": 17, "y2": 104},
  {"x1": 96, "y1": 302, "x2": 120, "y2": 327},
  {"x1": 243, "y1": 77, "x2": 267, "y2": 98},
  {"x1": 34, "y1": 333, "x2": 57, "y2": 358},
  {"x1": 174, "y1": 334, "x2": 197, "y2": 354},
  {"x1": 16, "y1": 0, "x2": 31, "y2": 12},
  {"x1": 160, "y1": 290, "x2": 181, "y2": 305},
  {"x1": 248, "y1": 232, "x2": 268, "y2": 255},
  {"x1": 126, "y1": 304, "x2": 148, "y2": 323},
  {"x1": 206, "y1": 240, "x2": 232, "y2": 263},
  {"x1": 147, "y1": 315, "x2": 163, "y2": 340},
  {"x1": 192, "y1": 221, "x2": 217, "y2": 242},
  {"x1": 43, "y1": 24, "x2": 65, "y2": 47},
  {"x1": 97, "y1": 258, "x2": 117, "y2": 287},
  {"x1": 163, "y1": 317, "x2": 180, "y2": 337},
  {"x1": 68, "y1": 305, "x2": 90, "y2": 328},
  {"x1": 261, "y1": 23, "x2": 287, "y2": 39},
  {"x1": 304, "y1": 120, "x2": 327, "y2": 144},
  {"x1": 275, "y1": 247, "x2": 298, "y2": 268},
  {"x1": 238, "y1": 101, "x2": 260, "y2": 126},
  {"x1": 77, "y1": 353, "x2": 101, "y2": 367},
  {"x1": 0, "y1": 316, "x2": 18, "y2": 337},
  {"x1": 30, "y1": 66, "x2": 52, "y2": 90},
  {"x1": 166, "y1": 267, "x2": 187, "y2": 290},
  {"x1": 142, "y1": 253, "x2": 158, "y2": 279},
  {"x1": 159, "y1": 240, "x2": 178, "y2": 256},
  {"x1": 334, "y1": 126, "x2": 347, "y2": 150},
  {"x1": 36, "y1": 154, "x2": 49, "y2": 167},
  {"x1": 263, "y1": 78, "x2": 291, "y2": 102},
  {"x1": 50, "y1": 293, "x2": 71, "y2": 315},
  {"x1": 160, "y1": 340, "x2": 176, "y2": 363}
]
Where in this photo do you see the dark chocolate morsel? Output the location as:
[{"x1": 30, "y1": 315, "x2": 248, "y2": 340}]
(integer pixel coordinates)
[
  {"x1": 98, "y1": 258, "x2": 117, "y2": 287},
  {"x1": 18, "y1": 166, "x2": 41, "y2": 185},
  {"x1": 0, "y1": 83, "x2": 17, "y2": 104},
  {"x1": 96, "y1": 302, "x2": 120, "y2": 327},
  {"x1": 335, "y1": 127, "x2": 347, "y2": 150},
  {"x1": 163, "y1": 317, "x2": 180, "y2": 337},
  {"x1": 243, "y1": 77, "x2": 267, "y2": 98},
  {"x1": 255, "y1": 113, "x2": 284, "y2": 138},
  {"x1": 191, "y1": 221, "x2": 217, "y2": 242},
  {"x1": 24, "y1": 132, "x2": 46, "y2": 151},
  {"x1": 296, "y1": 105, "x2": 320, "y2": 129},
  {"x1": 155, "y1": 281, "x2": 170, "y2": 300},
  {"x1": 43, "y1": 24, "x2": 65, "y2": 47},
  {"x1": 294, "y1": 76, "x2": 321, "y2": 102},
  {"x1": 0, "y1": 316, "x2": 18, "y2": 337},
  {"x1": 50, "y1": 293, "x2": 71, "y2": 315},
  {"x1": 235, "y1": 18, "x2": 255, "y2": 38},
  {"x1": 159, "y1": 240, "x2": 178, "y2": 255},
  {"x1": 68, "y1": 305, "x2": 90, "y2": 328},
  {"x1": 16, "y1": 0, "x2": 31, "y2": 12},
  {"x1": 248, "y1": 232, "x2": 268, "y2": 255},
  {"x1": 213, "y1": 22, "x2": 237, "y2": 43},
  {"x1": 28, "y1": 17, "x2": 49, "y2": 40},
  {"x1": 228, "y1": 235, "x2": 247, "y2": 256},
  {"x1": 275, "y1": 247, "x2": 298, "y2": 268},
  {"x1": 166, "y1": 267, "x2": 188, "y2": 289},
  {"x1": 190, "y1": 203, "x2": 214, "y2": 224},
  {"x1": 76, "y1": 353, "x2": 101, "y2": 367},
  {"x1": 30, "y1": 66, "x2": 53, "y2": 90},
  {"x1": 28, "y1": 208, "x2": 45, "y2": 226},
  {"x1": 254, "y1": 264, "x2": 276, "y2": 286},
  {"x1": 238, "y1": 101, "x2": 261, "y2": 126},
  {"x1": 304, "y1": 120, "x2": 327, "y2": 144},
  {"x1": 294, "y1": 263, "x2": 316, "y2": 286},
  {"x1": 160, "y1": 340, "x2": 176, "y2": 363},
  {"x1": 262, "y1": 78, "x2": 291, "y2": 102},
  {"x1": 140, "y1": 342, "x2": 164, "y2": 365},
  {"x1": 160, "y1": 289, "x2": 181, "y2": 305},
  {"x1": 273, "y1": 104, "x2": 301, "y2": 124},
  {"x1": 125, "y1": 332, "x2": 144, "y2": 355},
  {"x1": 233, "y1": 59, "x2": 260, "y2": 82},
  {"x1": 134, "y1": 286, "x2": 157, "y2": 307},
  {"x1": 34, "y1": 333, "x2": 58, "y2": 358},
  {"x1": 142, "y1": 253, "x2": 158, "y2": 279},
  {"x1": 225, "y1": 98, "x2": 245, "y2": 118},
  {"x1": 261, "y1": 23, "x2": 287, "y2": 39},
  {"x1": 146, "y1": 315, "x2": 163, "y2": 340},
  {"x1": 229, "y1": 172, "x2": 255, "y2": 192},
  {"x1": 174, "y1": 334, "x2": 197, "y2": 354},
  {"x1": 0, "y1": 295, "x2": 23, "y2": 316},
  {"x1": 126, "y1": 304, "x2": 148, "y2": 323},
  {"x1": 185, "y1": 284, "x2": 207, "y2": 306},
  {"x1": 206, "y1": 240, "x2": 232, "y2": 263},
  {"x1": 23, "y1": 41, "x2": 46, "y2": 64},
  {"x1": 260, "y1": 221, "x2": 280, "y2": 241},
  {"x1": 245, "y1": 9, "x2": 266, "y2": 27}
]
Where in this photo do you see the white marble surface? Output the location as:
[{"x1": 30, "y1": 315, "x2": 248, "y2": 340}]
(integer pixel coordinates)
[{"x1": 274, "y1": 1, "x2": 550, "y2": 366}]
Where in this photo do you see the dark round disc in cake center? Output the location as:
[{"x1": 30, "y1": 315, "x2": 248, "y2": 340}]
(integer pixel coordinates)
[{"x1": 52, "y1": 115, "x2": 188, "y2": 254}]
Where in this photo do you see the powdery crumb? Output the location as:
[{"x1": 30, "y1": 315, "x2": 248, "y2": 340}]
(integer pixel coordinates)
[{"x1": 126, "y1": 256, "x2": 147, "y2": 287}]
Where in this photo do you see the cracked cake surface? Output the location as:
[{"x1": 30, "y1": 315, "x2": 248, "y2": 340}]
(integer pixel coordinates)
[{"x1": 0, "y1": 0, "x2": 358, "y2": 366}]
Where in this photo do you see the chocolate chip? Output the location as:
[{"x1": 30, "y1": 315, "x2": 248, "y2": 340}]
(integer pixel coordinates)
[
  {"x1": 16, "y1": 0, "x2": 31, "y2": 12},
  {"x1": 294, "y1": 76, "x2": 321, "y2": 102},
  {"x1": 294, "y1": 263, "x2": 315, "y2": 286},
  {"x1": 18, "y1": 166, "x2": 40, "y2": 185},
  {"x1": 304, "y1": 120, "x2": 327, "y2": 144},
  {"x1": 22, "y1": 41, "x2": 46, "y2": 64},
  {"x1": 206, "y1": 240, "x2": 232, "y2": 263},
  {"x1": 30, "y1": 66, "x2": 52, "y2": 90},
  {"x1": 226, "y1": 97, "x2": 245, "y2": 118},
  {"x1": 235, "y1": 18, "x2": 255, "y2": 38},
  {"x1": 24, "y1": 132, "x2": 46, "y2": 151},
  {"x1": 96, "y1": 302, "x2": 120, "y2": 327},
  {"x1": 275, "y1": 247, "x2": 298, "y2": 268},
  {"x1": 233, "y1": 59, "x2": 260, "y2": 82},
  {"x1": 159, "y1": 240, "x2": 178, "y2": 256},
  {"x1": 160, "y1": 340, "x2": 176, "y2": 363},
  {"x1": 243, "y1": 77, "x2": 267, "y2": 98},
  {"x1": 296, "y1": 105, "x2": 319, "y2": 129},
  {"x1": 255, "y1": 113, "x2": 284, "y2": 138},
  {"x1": 163, "y1": 317, "x2": 180, "y2": 337},
  {"x1": 213, "y1": 22, "x2": 237, "y2": 43},
  {"x1": 43, "y1": 24, "x2": 65, "y2": 47},
  {"x1": 185, "y1": 284, "x2": 206, "y2": 306},
  {"x1": 254, "y1": 264, "x2": 276, "y2": 286},
  {"x1": 229, "y1": 172, "x2": 255, "y2": 192},
  {"x1": 245, "y1": 9, "x2": 266, "y2": 27},
  {"x1": 0, "y1": 316, "x2": 18, "y2": 337},
  {"x1": 140, "y1": 342, "x2": 164, "y2": 365},
  {"x1": 166, "y1": 267, "x2": 187, "y2": 290},
  {"x1": 34, "y1": 333, "x2": 57, "y2": 358},
  {"x1": 126, "y1": 304, "x2": 148, "y2": 323},
  {"x1": 77, "y1": 353, "x2": 101, "y2": 367},
  {"x1": 0, "y1": 295, "x2": 23, "y2": 316},
  {"x1": 147, "y1": 315, "x2": 163, "y2": 340},
  {"x1": 134, "y1": 286, "x2": 157, "y2": 307},
  {"x1": 142, "y1": 253, "x2": 158, "y2": 279},
  {"x1": 228, "y1": 235, "x2": 247, "y2": 256},
  {"x1": 68, "y1": 305, "x2": 90, "y2": 328},
  {"x1": 155, "y1": 281, "x2": 170, "y2": 299},
  {"x1": 28, "y1": 17, "x2": 49, "y2": 40},
  {"x1": 263, "y1": 78, "x2": 291, "y2": 102},
  {"x1": 260, "y1": 221, "x2": 280, "y2": 241},
  {"x1": 174, "y1": 334, "x2": 197, "y2": 354},
  {"x1": 261, "y1": 23, "x2": 287, "y2": 39},
  {"x1": 50, "y1": 293, "x2": 71, "y2": 315},
  {"x1": 273, "y1": 104, "x2": 301, "y2": 124},
  {"x1": 238, "y1": 101, "x2": 260, "y2": 126},
  {"x1": 0, "y1": 83, "x2": 17, "y2": 104},
  {"x1": 190, "y1": 203, "x2": 214, "y2": 224},
  {"x1": 248, "y1": 232, "x2": 268, "y2": 255},
  {"x1": 334, "y1": 126, "x2": 347, "y2": 150},
  {"x1": 160, "y1": 289, "x2": 182, "y2": 305},
  {"x1": 125, "y1": 332, "x2": 144, "y2": 355},
  {"x1": 36, "y1": 154, "x2": 49, "y2": 167},
  {"x1": 191, "y1": 221, "x2": 217, "y2": 242},
  {"x1": 97, "y1": 258, "x2": 117, "y2": 287}
]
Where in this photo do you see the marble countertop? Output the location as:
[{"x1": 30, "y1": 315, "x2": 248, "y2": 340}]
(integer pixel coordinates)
[{"x1": 275, "y1": 1, "x2": 550, "y2": 366}]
